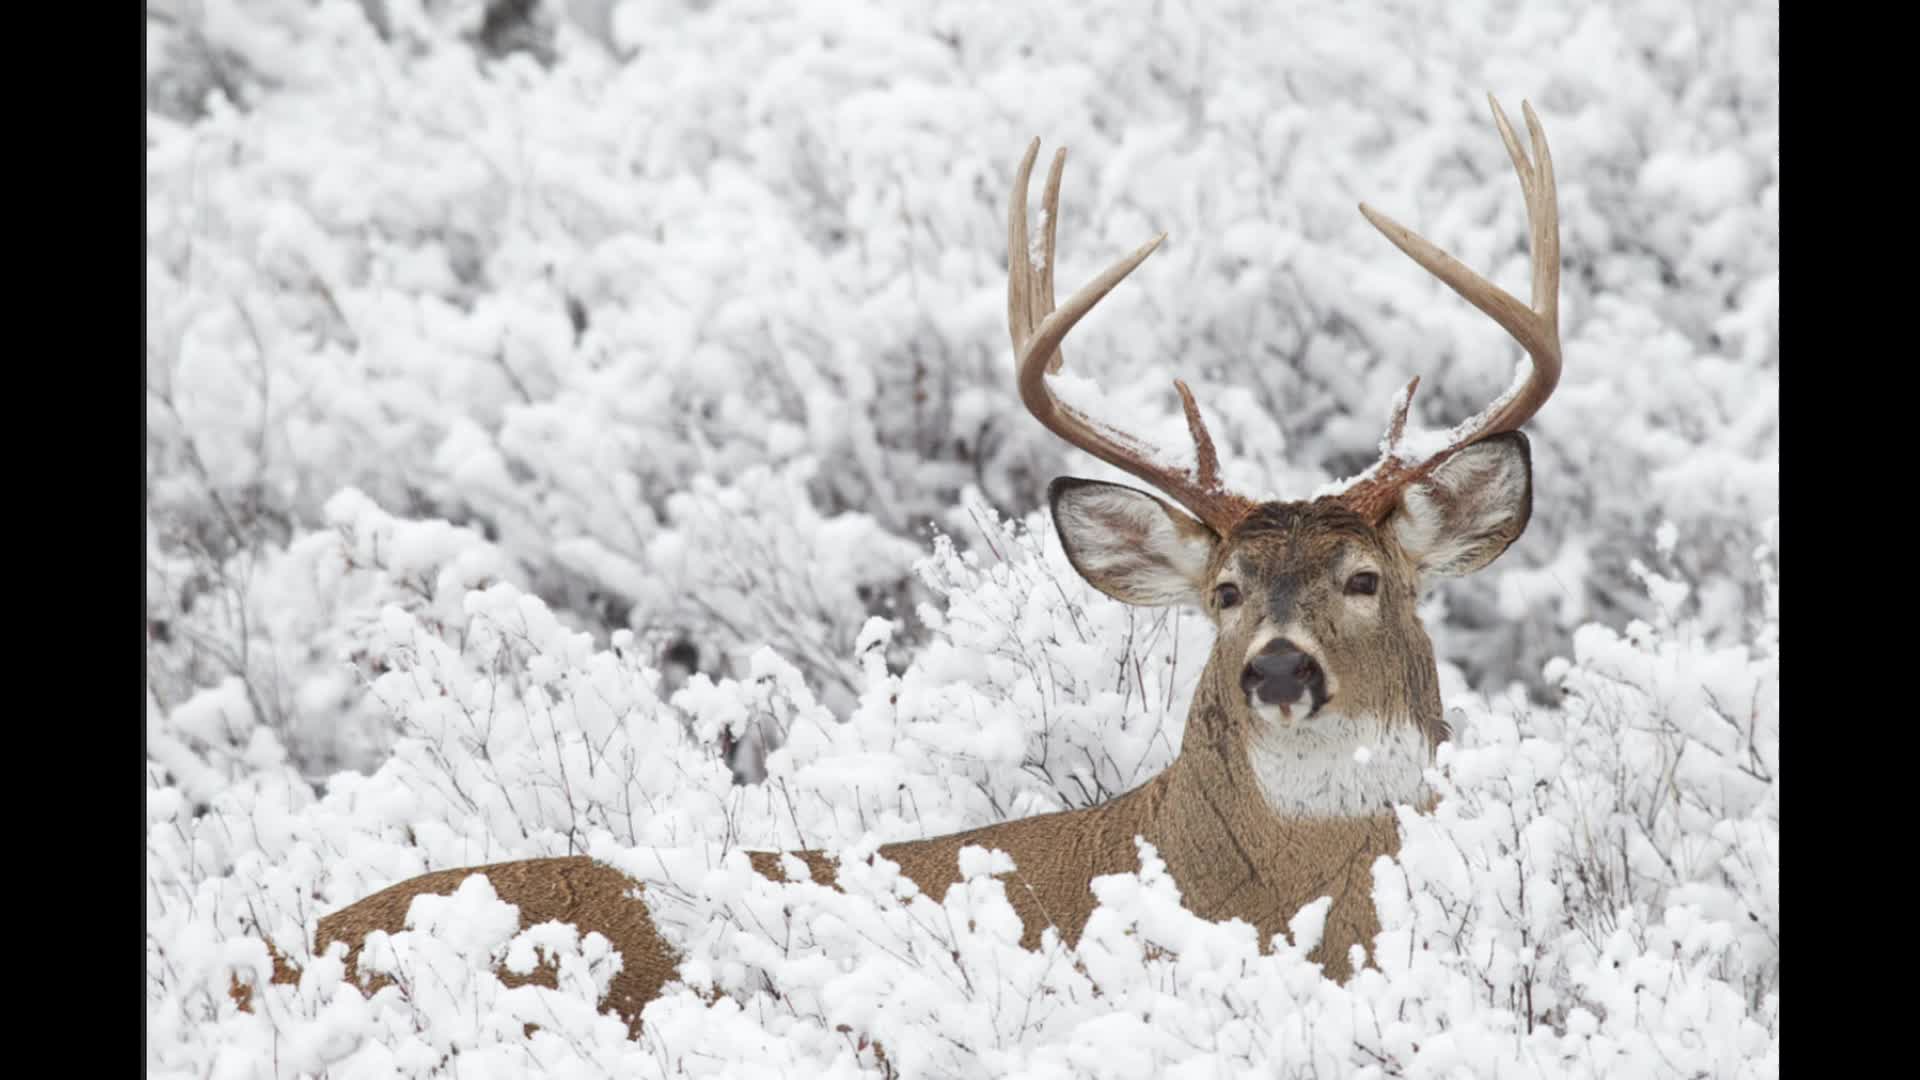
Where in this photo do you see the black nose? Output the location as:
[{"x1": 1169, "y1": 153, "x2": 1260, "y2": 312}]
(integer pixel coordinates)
[{"x1": 1240, "y1": 638, "x2": 1328, "y2": 713}]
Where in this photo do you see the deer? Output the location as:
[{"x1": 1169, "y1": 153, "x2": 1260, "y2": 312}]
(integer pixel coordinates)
[{"x1": 248, "y1": 97, "x2": 1562, "y2": 1040}]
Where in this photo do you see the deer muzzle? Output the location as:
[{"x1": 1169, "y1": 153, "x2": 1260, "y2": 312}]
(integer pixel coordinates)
[{"x1": 1240, "y1": 637, "x2": 1329, "y2": 718}]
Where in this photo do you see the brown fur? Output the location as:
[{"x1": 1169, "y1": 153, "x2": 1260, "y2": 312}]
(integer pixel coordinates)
[
  {"x1": 254, "y1": 465, "x2": 1528, "y2": 1036},
  {"x1": 308, "y1": 857, "x2": 680, "y2": 1040}
]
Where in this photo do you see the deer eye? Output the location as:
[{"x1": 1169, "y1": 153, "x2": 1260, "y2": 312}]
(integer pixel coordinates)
[
  {"x1": 1345, "y1": 571, "x2": 1379, "y2": 596},
  {"x1": 1213, "y1": 582, "x2": 1243, "y2": 609}
]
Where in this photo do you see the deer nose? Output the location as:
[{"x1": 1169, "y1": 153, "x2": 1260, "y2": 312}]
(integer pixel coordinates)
[{"x1": 1240, "y1": 638, "x2": 1328, "y2": 713}]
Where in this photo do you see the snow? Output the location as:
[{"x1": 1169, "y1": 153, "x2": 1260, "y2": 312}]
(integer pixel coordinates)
[{"x1": 148, "y1": 0, "x2": 1777, "y2": 1075}]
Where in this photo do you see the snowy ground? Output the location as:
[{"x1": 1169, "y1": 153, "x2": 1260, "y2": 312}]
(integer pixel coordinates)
[{"x1": 147, "y1": 1, "x2": 1777, "y2": 1076}]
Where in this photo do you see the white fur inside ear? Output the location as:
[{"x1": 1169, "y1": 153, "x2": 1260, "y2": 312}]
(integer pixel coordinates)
[
  {"x1": 1055, "y1": 484, "x2": 1214, "y2": 607},
  {"x1": 1390, "y1": 483, "x2": 1448, "y2": 566},
  {"x1": 1388, "y1": 438, "x2": 1531, "y2": 578}
]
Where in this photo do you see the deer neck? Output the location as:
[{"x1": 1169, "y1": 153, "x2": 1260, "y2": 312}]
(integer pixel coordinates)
[
  {"x1": 1240, "y1": 709, "x2": 1434, "y2": 819},
  {"x1": 1101, "y1": 653, "x2": 1433, "y2": 965}
]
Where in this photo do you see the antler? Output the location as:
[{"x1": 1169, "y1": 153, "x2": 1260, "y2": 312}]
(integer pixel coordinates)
[
  {"x1": 1338, "y1": 96, "x2": 1562, "y2": 524},
  {"x1": 1007, "y1": 139, "x2": 1257, "y2": 535}
]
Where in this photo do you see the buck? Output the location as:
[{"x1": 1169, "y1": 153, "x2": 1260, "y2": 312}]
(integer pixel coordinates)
[{"x1": 258, "y1": 98, "x2": 1562, "y2": 1038}]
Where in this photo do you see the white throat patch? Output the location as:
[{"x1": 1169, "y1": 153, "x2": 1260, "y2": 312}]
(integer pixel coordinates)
[{"x1": 1246, "y1": 708, "x2": 1432, "y2": 819}]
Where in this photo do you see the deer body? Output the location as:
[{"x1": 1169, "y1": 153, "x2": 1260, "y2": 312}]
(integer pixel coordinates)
[
  {"x1": 277, "y1": 99, "x2": 1566, "y2": 1043},
  {"x1": 317, "y1": 740, "x2": 1409, "y2": 1038}
]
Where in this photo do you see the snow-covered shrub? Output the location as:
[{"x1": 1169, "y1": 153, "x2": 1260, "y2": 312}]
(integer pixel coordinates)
[
  {"x1": 147, "y1": 0, "x2": 1778, "y2": 780},
  {"x1": 147, "y1": 500, "x2": 1777, "y2": 1076},
  {"x1": 148, "y1": 0, "x2": 1777, "y2": 1073}
]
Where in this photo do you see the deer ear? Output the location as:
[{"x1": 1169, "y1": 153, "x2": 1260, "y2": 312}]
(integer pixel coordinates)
[
  {"x1": 1049, "y1": 478, "x2": 1219, "y2": 608},
  {"x1": 1384, "y1": 432, "x2": 1533, "y2": 578}
]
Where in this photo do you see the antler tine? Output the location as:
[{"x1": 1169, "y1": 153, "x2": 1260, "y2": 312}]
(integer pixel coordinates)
[
  {"x1": 1007, "y1": 139, "x2": 1042, "y2": 361},
  {"x1": 1007, "y1": 140, "x2": 1254, "y2": 535},
  {"x1": 1343, "y1": 97, "x2": 1563, "y2": 522},
  {"x1": 1481, "y1": 96, "x2": 1560, "y2": 434},
  {"x1": 1038, "y1": 147, "x2": 1065, "y2": 372}
]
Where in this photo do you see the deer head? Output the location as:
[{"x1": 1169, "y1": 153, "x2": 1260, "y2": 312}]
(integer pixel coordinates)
[{"x1": 1012, "y1": 97, "x2": 1560, "y2": 816}]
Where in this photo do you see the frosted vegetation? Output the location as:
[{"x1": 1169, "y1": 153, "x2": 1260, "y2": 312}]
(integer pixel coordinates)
[{"x1": 147, "y1": 1, "x2": 1778, "y2": 1075}]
